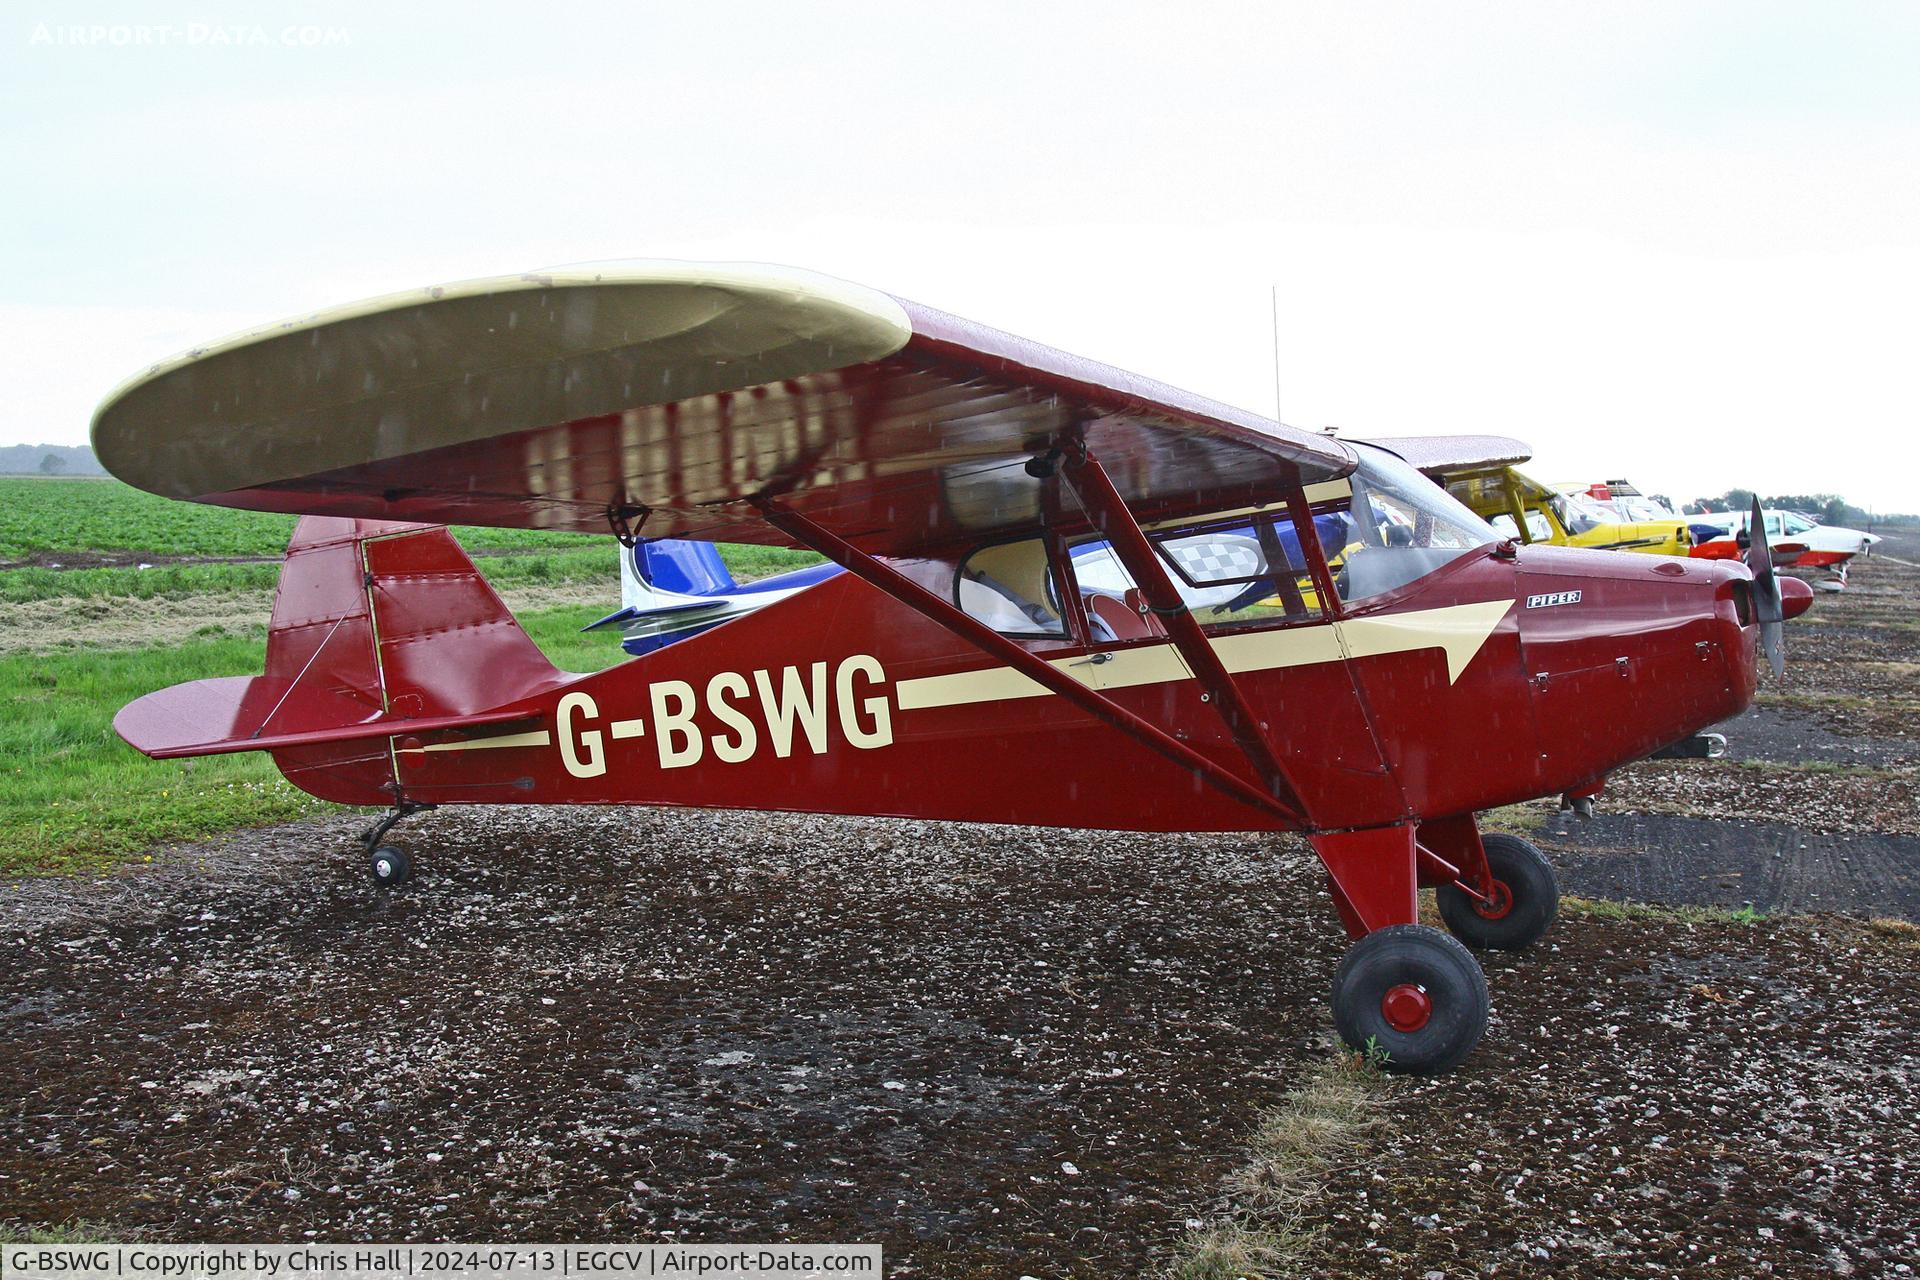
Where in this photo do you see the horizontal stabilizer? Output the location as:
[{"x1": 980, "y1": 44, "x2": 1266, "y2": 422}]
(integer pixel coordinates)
[
  {"x1": 582, "y1": 601, "x2": 714, "y2": 634},
  {"x1": 581, "y1": 605, "x2": 642, "y2": 632},
  {"x1": 115, "y1": 675, "x2": 533, "y2": 760}
]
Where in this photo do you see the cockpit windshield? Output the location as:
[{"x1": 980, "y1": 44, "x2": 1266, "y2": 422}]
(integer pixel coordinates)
[
  {"x1": 1548, "y1": 489, "x2": 1610, "y2": 535},
  {"x1": 1614, "y1": 495, "x2": 1679, "y2": 521},
  {"x1": 1328, "y1": 445, "x2": 1498, "y2": 602}
]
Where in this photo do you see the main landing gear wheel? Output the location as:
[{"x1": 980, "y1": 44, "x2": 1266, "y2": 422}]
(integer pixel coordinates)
[
  {"x1": 1437, "y1": 833, "x2": 1560, "y2": 951},
  {"x1": 1332, "y1": 924, "x2": 1488, "y2": 1076},
  {"x1": 368, "y1": 845, "x2": 412, "y2": 886}
]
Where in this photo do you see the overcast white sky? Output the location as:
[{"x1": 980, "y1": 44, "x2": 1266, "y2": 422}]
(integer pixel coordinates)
[{"x1": 5, "y1": 1, "x2": 1919, "y2": 510}]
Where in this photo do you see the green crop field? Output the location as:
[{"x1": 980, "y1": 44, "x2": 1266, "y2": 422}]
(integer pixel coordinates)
[
  {"x1": 0, "y1": 481, "x2": 824, "y2": 874},
  {"x1": 0, "y1": 476, "x2": 609, "y2": 560}
]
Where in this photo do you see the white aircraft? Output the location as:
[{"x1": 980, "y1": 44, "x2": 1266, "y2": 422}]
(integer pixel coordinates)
[
  {"x1": 1577, "y1": 481, "x2": 1685, "y2": 524},
  {"x1": 1684, "y1": 507, "x2": 1881, "y2": 589}
]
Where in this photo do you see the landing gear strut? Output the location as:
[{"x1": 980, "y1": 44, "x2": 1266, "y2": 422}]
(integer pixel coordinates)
[{"x1": 360, "y1": 801, "x2": 435, "y2": 887}]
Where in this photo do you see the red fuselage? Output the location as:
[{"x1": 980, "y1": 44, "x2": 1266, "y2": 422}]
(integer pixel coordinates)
[{"x1": 297, "y1": 539, "x2": 1758, "y2": 835}]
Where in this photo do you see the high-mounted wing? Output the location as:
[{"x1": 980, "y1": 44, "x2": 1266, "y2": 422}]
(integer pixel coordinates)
[{"x1": 93, "y1": 262, "x2": 1356, "y2": 555}]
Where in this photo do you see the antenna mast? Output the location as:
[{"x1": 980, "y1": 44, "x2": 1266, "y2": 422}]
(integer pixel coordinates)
[{"x1": 1269, "y1": 284, "x2": 1284, "y2": 426}]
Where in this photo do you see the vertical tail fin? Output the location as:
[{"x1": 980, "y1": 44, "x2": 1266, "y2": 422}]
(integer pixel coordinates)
[
  {"x1": 265, "y1": 517, "x2": 563, "y2": 802},
  {"x1": 268, "y1": 517, "x2": 564, "y2": 716},
  {"x1": 115, "y1": 517, "x2": 564, "y2": 804}
]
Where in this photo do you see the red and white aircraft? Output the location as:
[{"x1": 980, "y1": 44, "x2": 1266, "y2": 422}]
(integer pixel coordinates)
[
  {"x1": 93, "y1": 263, "x2": 1806, "y2": 1074},
  {"x1": 1686, "y1": 507, "x2": 1881, "y2": 589}
]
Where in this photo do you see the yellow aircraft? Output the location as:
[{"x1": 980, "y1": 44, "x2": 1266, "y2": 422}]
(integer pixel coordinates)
[{"x1": 1363, "y1": 437, "x2": 1692, "y2": 557}]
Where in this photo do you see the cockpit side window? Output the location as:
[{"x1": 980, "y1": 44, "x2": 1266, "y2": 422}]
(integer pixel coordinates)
[
  {"x1": 955, "y1": 538, "x2": 1069, "y2": 638},
  {"x1": 1068, "y1": 542, "x2": 1159, "y2": 641},
  {"x1": 1152, "y1": 515, "x2": 1321, "y2": 627},
  {"x1": 1066, "y1": 508, "x2": 1325, "y2": 640}
]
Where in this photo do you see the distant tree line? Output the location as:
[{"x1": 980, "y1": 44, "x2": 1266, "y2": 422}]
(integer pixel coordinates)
[
  {"x1": 0, "y1": 443, "x2": 105, "y2": 475},
  {"x1": 1687, "y1": 489, "x2": 1916, "y2": 527}
]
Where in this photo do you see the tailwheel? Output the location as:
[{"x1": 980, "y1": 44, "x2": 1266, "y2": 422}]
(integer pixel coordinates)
[
  {"x1": 368, "y1": 844, "x2": 412, "y2": 886},
  {"x1": 1437, "y1": 832, "x2": 1559, "y2": 951},
  {"x1": 1332, "y1": 924, "x2": 1488, "y2": 1076},
  {"x1": 358, "y1": 801, "x2": 433, "y2": 888}
]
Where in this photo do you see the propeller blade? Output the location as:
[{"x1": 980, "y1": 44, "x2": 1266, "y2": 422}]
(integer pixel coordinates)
[
  {"x1": 1745, "y1": 498, "x2": 1779, "y2": 615},
  {"x1": 1760, "y1": 618, "x2": 1785, "y2": 679},
  {"x1": 1745, "y1": 496, "x2": 1786, "y2": 677}
]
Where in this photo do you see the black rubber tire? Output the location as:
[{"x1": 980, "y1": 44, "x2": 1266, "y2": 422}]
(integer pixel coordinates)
[
  {"x1": 1437, "y1": 833, "x2": 1559, "y2": 951},
  {"x1": 369, "y1": 844, "x2": 412, "y2": 886},
  {"x1": 1331, "y1": 924, "x2": 1489, "y2": 1076}
]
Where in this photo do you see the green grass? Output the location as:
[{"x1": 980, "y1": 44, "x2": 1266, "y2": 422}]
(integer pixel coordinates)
[
  {"x1": 0, "y1": 476, "x2": 298, "y2": 559},
  {"x1": 1482, "y1": 801, "x2": 1547, "y2": 833},
  {"x1": 1560, "y1": 895, "x2": 1764, "y2": 927},
  {"x1": 0, "y1": 605, "x2": 628, "y2": 875},
  {"x1": 0, "y1": 635, "x2": 325, "y2": 873},
  {"x1": 524, "y1": 603, "x2": 637, "y2": 674}
]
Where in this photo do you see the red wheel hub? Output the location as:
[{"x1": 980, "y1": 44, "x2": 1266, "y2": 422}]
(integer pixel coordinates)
[
  {"x1": 1473, "y1": 878, "x2": 1514, "y2": 920},
  {"x1": 1380, "y1": 983, "x2": 1432, "y2": 1033}
]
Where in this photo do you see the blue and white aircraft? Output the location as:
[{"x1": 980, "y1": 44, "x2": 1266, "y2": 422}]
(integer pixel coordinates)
[{"x1": 585, "y1": 541, "x2": 841, "y2": 655}]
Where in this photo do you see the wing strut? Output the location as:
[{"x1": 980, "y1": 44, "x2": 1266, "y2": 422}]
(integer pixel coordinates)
[
  {"x1": 1059, "y1": 449, "x2": 1310, "y2": 820},
  {"x1": 750, "y1": 496, "x2": 1303, "y2": 827}
]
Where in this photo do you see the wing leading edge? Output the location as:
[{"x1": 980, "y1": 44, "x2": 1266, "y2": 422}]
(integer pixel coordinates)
[{"x1": 92, "y1": 261, "x2": 1356, "y2": 556}]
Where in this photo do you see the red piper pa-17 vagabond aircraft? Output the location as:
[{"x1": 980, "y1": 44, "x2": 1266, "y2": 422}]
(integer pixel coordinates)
[{"x1": 93, "y1": 262, "x2": 1811, "y2": 1074}]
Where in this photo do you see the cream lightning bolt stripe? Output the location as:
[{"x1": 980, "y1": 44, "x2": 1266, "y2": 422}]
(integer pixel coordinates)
[
  {"x1": 399, "y1": 714, "x2": 642, "y2": 757},
  {"x1": 399, "y1": 730, "x2": 552, "y2": 754},
  {"x1": 895, "y1": 599, "x2": 1515, "y2": 712}
]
